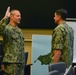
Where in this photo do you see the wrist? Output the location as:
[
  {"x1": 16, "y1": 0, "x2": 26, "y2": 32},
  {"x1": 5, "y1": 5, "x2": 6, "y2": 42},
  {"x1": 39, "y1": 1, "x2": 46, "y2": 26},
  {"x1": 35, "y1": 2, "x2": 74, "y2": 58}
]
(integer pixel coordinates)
[{"x1": 3, "y1": 16, "x2": 8, "y2": 19}]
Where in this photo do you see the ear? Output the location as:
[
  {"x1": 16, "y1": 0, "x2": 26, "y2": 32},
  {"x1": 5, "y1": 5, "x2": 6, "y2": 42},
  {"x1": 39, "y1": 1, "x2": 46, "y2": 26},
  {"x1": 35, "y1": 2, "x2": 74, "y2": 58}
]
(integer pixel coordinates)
[{"x1": 58, "y1": 15, "x2": 61, "y2": 19}]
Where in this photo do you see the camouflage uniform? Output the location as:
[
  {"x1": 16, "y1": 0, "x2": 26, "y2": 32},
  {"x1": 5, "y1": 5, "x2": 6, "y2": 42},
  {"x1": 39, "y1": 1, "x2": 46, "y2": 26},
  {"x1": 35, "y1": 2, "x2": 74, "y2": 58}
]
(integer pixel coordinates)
[
  {"x1": 50, "y1": 21, "x2": 74, "y2": 68},
  {"x1": 0, "y1": 19, "x2": 25, "y2": 75}
]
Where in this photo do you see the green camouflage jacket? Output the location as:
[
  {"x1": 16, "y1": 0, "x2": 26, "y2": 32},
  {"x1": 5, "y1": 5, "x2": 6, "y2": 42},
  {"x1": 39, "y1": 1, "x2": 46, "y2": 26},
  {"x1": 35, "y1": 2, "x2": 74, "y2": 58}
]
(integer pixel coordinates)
[
  {"x1": 0, "y1": 18, "x2": 25, "y2": 64},
  {"x1": 51, "y1": 21, "x2": 74, "y2": 68}
]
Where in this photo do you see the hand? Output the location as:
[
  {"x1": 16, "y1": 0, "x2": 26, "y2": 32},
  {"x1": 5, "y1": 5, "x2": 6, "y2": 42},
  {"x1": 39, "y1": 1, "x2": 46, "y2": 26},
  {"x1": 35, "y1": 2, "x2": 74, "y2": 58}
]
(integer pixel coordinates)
[{"x1": 4, "y1": 6, "x2": 10, "y2": 19}]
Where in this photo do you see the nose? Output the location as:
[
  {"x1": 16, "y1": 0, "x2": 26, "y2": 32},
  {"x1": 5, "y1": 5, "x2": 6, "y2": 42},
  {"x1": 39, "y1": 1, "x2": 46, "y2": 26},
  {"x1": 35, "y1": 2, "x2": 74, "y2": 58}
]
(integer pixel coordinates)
[{"x1": 19, "y1": 16, "x2": 21, "y2": 19}]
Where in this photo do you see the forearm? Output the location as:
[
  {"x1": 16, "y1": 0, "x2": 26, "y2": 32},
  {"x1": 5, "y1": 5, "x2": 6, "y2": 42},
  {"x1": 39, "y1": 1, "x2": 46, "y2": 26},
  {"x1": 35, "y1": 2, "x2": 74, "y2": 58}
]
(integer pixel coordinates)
[{"x1": 53, "y1": 50, "x2": 61, "y2": 63}]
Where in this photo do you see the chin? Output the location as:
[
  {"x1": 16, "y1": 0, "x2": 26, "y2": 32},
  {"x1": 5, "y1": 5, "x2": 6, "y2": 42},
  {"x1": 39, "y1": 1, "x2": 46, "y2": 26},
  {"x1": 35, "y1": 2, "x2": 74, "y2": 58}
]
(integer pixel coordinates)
[{"x1": 17, "y1": 22, "x2": 20, "y2": 24}]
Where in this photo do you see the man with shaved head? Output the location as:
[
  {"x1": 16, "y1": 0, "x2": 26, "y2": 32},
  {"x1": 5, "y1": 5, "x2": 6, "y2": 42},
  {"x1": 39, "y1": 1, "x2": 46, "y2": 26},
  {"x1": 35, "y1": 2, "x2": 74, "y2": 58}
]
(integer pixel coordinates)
[{"x1": 0, "y1": 7, "x2": 25, "y2": 75}]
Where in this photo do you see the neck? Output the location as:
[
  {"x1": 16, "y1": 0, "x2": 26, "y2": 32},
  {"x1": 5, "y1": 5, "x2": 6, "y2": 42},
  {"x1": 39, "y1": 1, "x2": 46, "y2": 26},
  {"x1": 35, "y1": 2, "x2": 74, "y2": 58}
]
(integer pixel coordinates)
[
  {"x1": 57, "y1": 19, "x2": 65, "y2": 25},
  {"x1": 9, "y1": 21, "x2": 17, "y2": 27}
]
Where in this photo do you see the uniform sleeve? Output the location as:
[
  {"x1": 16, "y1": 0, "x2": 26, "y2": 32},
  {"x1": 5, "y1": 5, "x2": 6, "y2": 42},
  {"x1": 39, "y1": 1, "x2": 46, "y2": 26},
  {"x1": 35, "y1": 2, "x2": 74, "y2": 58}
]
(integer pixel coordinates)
[
  {"x1": 52, "y1": 28, "x2": 64, "y2": 50},
  {"x1": 0, "y1": 18, "x2": 8, "y2": 35}
]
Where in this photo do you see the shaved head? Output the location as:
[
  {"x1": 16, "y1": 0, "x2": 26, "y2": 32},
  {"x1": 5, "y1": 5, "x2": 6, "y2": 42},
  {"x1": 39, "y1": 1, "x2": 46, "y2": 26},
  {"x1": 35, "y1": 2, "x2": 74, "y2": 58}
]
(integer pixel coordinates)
[{"x1": 10, "y1": 10, "x2": 20, "y2": 16}]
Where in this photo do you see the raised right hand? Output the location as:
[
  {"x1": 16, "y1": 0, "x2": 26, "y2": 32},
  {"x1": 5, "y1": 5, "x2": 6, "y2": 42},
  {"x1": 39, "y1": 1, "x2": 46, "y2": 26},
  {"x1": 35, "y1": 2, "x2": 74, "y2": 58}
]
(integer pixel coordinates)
[{"x1": 4, "y1": 6, "x2": 10, "y2": 19}]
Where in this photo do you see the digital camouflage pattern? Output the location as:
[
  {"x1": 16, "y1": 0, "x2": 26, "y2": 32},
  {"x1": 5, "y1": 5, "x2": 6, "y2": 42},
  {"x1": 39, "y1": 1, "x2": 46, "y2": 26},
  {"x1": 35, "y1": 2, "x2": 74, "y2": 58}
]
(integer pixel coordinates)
[
  {"x1": 32, "y1": 21, "x2": 74, "y2": 68},
  {"x1": 50, "y1": 21, "x2": 74, "y2": 68},
  {"x1": 0, "y1": 18, "x2": 25, "y2": 75},
  {"x1": 4, "y1": 63, "x2": 24, "y2": 75},
  {"x1": 34, "y1": 52, "x2": 52, "y2": 65}
]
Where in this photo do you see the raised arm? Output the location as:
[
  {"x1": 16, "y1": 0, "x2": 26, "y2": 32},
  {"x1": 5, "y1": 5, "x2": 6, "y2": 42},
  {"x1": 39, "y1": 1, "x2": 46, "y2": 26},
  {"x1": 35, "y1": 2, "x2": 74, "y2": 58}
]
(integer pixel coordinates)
[
  {"x1": 0, "y1": 6, "x2": 10, "y2": 35},
  {"x1": 4, "y1": 6, "x2": 10, "y2": 19}
]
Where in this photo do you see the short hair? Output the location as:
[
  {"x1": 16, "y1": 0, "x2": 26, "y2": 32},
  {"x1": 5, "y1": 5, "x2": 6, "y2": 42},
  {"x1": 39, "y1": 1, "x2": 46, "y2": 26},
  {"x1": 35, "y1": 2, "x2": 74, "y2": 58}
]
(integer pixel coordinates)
[
  {"x1": 55, "y1": 8, "x2": 67, "y2": 20},
  {"x1": 10, "y1": 9, "x2": 20, "y2": 15}
]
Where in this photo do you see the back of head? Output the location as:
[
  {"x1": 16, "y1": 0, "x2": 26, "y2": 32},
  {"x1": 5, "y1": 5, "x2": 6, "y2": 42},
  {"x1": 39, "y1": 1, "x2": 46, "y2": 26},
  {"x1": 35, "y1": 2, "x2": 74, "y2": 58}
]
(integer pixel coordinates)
[{"x1": 55, "y1": 8, "x2": 67, "y2": 20}]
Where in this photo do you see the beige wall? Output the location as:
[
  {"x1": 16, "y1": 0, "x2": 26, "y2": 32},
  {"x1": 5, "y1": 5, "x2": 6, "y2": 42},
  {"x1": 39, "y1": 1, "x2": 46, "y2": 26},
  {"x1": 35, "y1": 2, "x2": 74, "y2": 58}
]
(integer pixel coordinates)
[{"x1": 0, "y1": 29, "x2": 53, "y2": 65}]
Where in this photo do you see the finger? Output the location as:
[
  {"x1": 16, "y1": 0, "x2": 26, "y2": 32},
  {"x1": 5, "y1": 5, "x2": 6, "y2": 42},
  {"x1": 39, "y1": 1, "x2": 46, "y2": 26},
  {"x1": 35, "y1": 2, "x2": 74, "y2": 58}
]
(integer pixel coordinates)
[
  {"x1": 6, "y1": 6, "x2": 10, "y2": 12},
  {"x1": 7, "y1": 6, "x2": 10, "y2": 11}
]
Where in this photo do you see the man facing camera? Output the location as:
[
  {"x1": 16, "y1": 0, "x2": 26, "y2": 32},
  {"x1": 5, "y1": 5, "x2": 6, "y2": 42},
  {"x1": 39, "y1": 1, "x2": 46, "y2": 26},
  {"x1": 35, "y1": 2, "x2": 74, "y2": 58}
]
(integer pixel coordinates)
[{"x1": 0, "y1": 7, "x2": 25, "y2": 75}]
